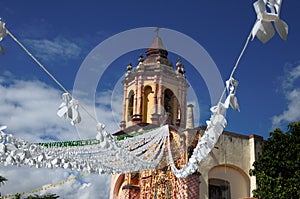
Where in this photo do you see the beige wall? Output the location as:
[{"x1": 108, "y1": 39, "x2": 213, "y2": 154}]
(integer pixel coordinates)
[{"x1": 198, "y1": 132, "x2": 262, "y2": 199}]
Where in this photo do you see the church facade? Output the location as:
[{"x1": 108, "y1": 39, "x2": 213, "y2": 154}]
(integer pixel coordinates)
[{"x1": 109, "y1": 36, "x2": 262, "y2": 199}]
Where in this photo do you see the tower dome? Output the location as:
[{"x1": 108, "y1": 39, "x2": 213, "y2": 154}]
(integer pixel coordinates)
[{"x1": 143, "y1": 36, "x2": 173, "y2": 67}]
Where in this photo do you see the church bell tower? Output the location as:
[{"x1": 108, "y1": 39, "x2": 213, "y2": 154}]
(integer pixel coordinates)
[
  {"x1": 110, "y1": 35, "x2": 200, "y2": 199},
  {"x1": 120, "y1": 36, "x2": 189, "y2": 129}
]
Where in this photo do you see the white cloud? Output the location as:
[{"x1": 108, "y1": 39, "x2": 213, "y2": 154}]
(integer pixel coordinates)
[
  {"x1": 23, "y1": 36, "x2": 81, "y2": 62},
  {"x1": 70, "y1": 88, "x2": 123, "y2": 139},
  {"x1": 272, "y1": 64, "x2": 300, "y2": 128},
  {"x1": 0, "y1": 72, "x2": 123, "y2": 141},
  {"x1": 0, "y1": 166, "x2": 110, "y2": 199},
  {"x1": 0, "y1": 73, "x2": 116, "y2": 198},
  {"x1": 272, "y1": 88, "x2": 300, "y2": 127},
  {"x1": 0, "y1": 77, "x2": 78, "y2": 142},
  {"x1": 281, "y1": 64, "x2": 300, "y2": 89}
]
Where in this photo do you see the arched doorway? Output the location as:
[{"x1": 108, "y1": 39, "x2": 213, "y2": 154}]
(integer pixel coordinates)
[{"x1": 208, "y1": 165, "x2": 250, "y2": 199}]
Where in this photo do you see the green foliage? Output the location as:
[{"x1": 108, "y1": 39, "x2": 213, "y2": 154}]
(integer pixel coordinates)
[
  {"x1": 23, "y1": 194, "x2": 59, "y2": 199},
  {"x1": 12, "y1": 193, "x2": 60, "y2": 199},
  {"x1": 250, "y1": 121, "x2": 300, "y2": 199},
  {"x1": 37, "y1": 139, "x2": 100, "y2": 148},
  {"x1": 116, "y1": 127, "x2": 159, "y2": 141}
]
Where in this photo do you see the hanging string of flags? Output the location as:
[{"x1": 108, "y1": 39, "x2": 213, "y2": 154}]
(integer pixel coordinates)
[
  {"x1": 1, "y1": 173, "x2": 85, "y2": 199},
  {"x1": 0, "y1": 18, "x2": 96, "y2": 125},
  {"x1": 217, "y1": 0, "x2": 288, "y2": 106},
  {"x1": 57, "y1": 93, "x2": 81, "y2": 125},
  {"x1": 0, "y1": 20, "x2": 7, "y2": 54},
  {"x1": 0, "y1": 20, "x2": 7, "y2": 40},
  {"x1": 0, "y1": 0, "x2": 289, "y2": 181},
  {"x1": 224, "y1": 78, "x2": 240, "y2": 111},
  {"x1": 251, "y1": 0, "x2": 288, "y2": 43}
]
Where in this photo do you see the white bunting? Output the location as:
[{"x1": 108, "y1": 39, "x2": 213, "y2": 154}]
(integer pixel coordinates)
[
  {"x1": 0, "y1": 21, "x2": 7, "y2": 41},
  {"x1": 0, "y1": 0, "x2": 289, "y2": 180},
  {"x1": 57, "y1": 93, "x2": 81, "y2": 125},
  {"x1": 224, "y1": 78, "x2": 240, "y2": 111},
  {"x1": 251, "y1": 0, "x2": 288, "y2": 43}
]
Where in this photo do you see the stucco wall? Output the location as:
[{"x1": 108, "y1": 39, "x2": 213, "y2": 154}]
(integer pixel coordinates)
[{"x1": 198, "y1": 132, "x2": 262, "y2": 199}]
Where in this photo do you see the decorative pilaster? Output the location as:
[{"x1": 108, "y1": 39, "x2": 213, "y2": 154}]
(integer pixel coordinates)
[
  {"x1": 137, "y1": 76, "x2": 143, "y2": 116},
  {"x1": 153, "y1": 75, "x2": 158, "y2": 114},
  {"x1": 132, "y1": 76, "x2": 143, "y2": 124},
  {"x1": 157, "y1": 78, "x2": 162, "y2": 115},
  {"x1": 134, "y1": 76, "x2": 138, "y2": 115},
  {"x1": 183, "y1": 87, "x2": 188, "y2": 128},
  {"x1": 121, "y1": 83, "x2": 128, "y2": 129}
]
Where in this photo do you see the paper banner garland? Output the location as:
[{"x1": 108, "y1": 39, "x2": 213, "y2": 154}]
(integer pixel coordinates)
[
  {"x1": 0, "y1": 124, "x2": 169, "y2": 174},
  {"x1": 57, "y1": 93, "x2": 81, "y2": 125},
  {"x1": 0, "y1": 20, "x2": 7, "y2": 55},
  {"x1": 1, "y1": 173, "x2": 85, "y2": 199},
  {"x1": 251, "y1": 0, "x2": 288, "y2": 43},
  {"x1": 224, "y1": 77, "x2": 240, "y2": 111},
  {"x1": 0, "y1": 20, "x2": 7, "y2": 41},
  {"x1": 0, "y1": 0, "x2": 289, "y2": 182}
]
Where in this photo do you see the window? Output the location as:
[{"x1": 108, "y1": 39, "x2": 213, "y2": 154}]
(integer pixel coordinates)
[
  {"x1": 209, "y1": 179, "x2": 231, "y2": 199},
  {"x1": 127, "y1": 91, "x2": 134, "y2": 121}
]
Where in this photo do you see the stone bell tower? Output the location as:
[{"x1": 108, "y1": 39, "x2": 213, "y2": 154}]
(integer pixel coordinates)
[
  {"x1": 110, "y1": 36, "x2": 200, "y2": 199},
  {"x1": 120, "y1": 36, "x2": 189, "y2": 129}
]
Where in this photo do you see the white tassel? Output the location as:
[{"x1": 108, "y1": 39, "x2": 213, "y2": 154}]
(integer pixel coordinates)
[
  {"x1": 57, "y1": 93, "x2": 81, "y2": 125},
  {"x1": 251, "y1": 0, "x2": 288, "y2": 43}
]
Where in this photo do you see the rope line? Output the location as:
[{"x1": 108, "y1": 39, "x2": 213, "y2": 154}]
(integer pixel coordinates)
[
  {"x1": 6, "y1": 30, "x2": 70, "y2": 95},
  {"x1": 6, "y1": 25, "x2": 253, "y2": 124},
  {"x1": 218, "y1": 32, "x2": 252, "y2": 104},
  {"x1": 1, "y1": 173, "x2": 86, "y2": 199},
  {"x1": 6, "y1": 29, "x2": 98, "y2": 123},
  {"x1": 78, "y1": 103, "x2": 98, "y2": 122}
]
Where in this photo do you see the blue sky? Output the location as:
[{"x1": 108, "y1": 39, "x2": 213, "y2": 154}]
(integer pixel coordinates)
[{"x1": 0, "y1": 0, "x2": 300, "y2": 198}]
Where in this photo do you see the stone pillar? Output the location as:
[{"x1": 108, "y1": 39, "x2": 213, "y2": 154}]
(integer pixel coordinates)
[
  {"x1": 177, "y1": 82, "x2": 182, "y2": 127},
  {"x1": 134, "y1": 76, "x2": 138, "y2": 115},
  {"x1": 122, "y1": 84, "x2": 128, "y2": 122},
  {"x1": 137, "y1": 76, "x2": 143, "y2": 116},
  {"x1": 181, "y1": 89, "x2": 187, "y2": 128},
  {"x1": 249, "y1": 136, "x2": 256, "y2": 197},
  {"x1": 132, "y1": 76, "x2": 143, "y2": 124},
  {"x1": 157, "y1": 78, "x2": 162, "y2": 115},
  {"x1": 249, "y1": 134, "x2": 263, "y2": 198},
  {"x1": 153, "y1": 75, "x2": 158, "y2": 114},
  {"x1": 186, "y1": 104, "x2": 195, "y2": 129}
]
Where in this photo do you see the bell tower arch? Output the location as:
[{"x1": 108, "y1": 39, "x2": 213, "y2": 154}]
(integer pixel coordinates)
[{"x1": 120, "y1": 36, "x2": 189, "y2": 129}]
